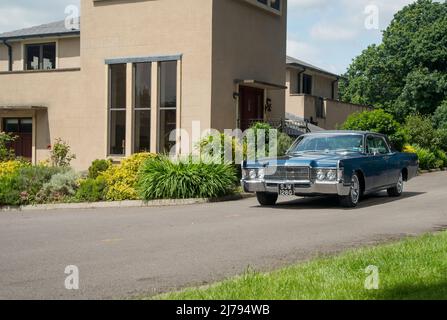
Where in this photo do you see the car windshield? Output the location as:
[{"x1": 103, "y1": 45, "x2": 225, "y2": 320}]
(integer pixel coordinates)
[{"x1": 288, "y1": 134, "x2": 364, "y2": 154}]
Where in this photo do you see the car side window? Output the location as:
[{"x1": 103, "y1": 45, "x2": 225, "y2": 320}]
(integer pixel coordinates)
[{"x1": 366, "y1": 136, "x2": 390, "y2": 155}]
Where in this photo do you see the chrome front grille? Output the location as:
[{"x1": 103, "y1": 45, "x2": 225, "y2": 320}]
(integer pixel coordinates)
[{"x1": 264, "y1": 166, "x2": 310, "y2": 181}]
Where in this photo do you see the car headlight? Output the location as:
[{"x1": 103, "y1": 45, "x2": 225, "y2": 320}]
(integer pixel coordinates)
[
  {"x1": 243, "y1": 168, "x2": 265, "y2": 180},
  {"x1": 316, "y1": 169, "x2": 327, "y2": 181},
  {"x1": 326, "y1": 170, "x2": 337, "y2": 181},
  {"x1": 249, "y1": 169, "x2": 257, "y2": 180},
  {"x1": 257, "y1": 168, "x2": 265, "y2": 179},
  {"x1": 315, "y1": 169, "x2": 338, "y2": 182}
]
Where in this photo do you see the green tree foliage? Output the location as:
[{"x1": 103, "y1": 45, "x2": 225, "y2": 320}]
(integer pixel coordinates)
[
  {"x1": 341, "y1": 109, "x2": 407, "y2": 151},
  {"x1": 340, "y1": 0, "x2": 447, "y2": 118},
  {"x1": 433, "y1": 101, "x2": 447, "y2": 129}
]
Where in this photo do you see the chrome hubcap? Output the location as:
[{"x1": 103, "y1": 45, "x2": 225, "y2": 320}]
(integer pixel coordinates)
[
  {"x1": 397, "y1": 173, "x2": 403, "y2": 193},
  {"x1": 351, "y1": 175, "x2": 360, "y2": 204}
]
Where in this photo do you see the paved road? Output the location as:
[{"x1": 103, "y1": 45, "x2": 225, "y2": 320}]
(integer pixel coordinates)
[{"x1": 1, "y1": 172, "x2": 446, "y2": 299}]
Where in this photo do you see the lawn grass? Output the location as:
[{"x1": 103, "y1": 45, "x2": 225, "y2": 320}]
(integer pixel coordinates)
[{"x1": 156, "y1": 232, "x2": 447, "y2": 300}]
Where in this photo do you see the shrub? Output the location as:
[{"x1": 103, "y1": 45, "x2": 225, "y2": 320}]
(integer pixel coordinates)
[
  {"x1": 0, "y1": 132, "x2": 16, "y2": 161},
  {"x1": 137, "y1": 156, "x2": 238, "y2": 200},
  {"x1": 341, "y1": 109, "x2": 407, "y2": 151},
  {"x1": 414, "y1": 146, "x2": 438, "y2": 170},
  {"x1": 277, "y1": 132, "x2": 294, "y2": 156},
  {"x1": 0, "y1": 160, "x2": 30, "y2": 177},
  {"x1": 0, "y1": 166, "x2": 65, "y2": 206},
  {"x1": 434, "y1": 149, "x2": 447, "y2": 168},
  {"x1": 198, "y1": 133, "x2": 243, "y2": 164},
  {"x1": 404, "y1": 114, "x2": 440, "y2": 150},
  {"x1": 50, "y1": 138, "x2": 76, "y2": 167},
  {"x1": 74, "y1": 176, "x2": 107, "y2": 202},
  {"x1": 36, "y1": 170, "x2": 79, "y2": 203},
  {"x1": 102, "y1": 153, "x2": 155, "y2": 201},
  {"x1": 433, "y1": 101, "x2": 447, "y2": 129},
  {"x1": 437, "y1": 129, "x2": 447, "y2": 151},
  {"x1": 403, "y1": 145, "x2": 416, "y2": 153},
  {"x1": 88, "y1": 159, "x2": 112, "y2": 179}
]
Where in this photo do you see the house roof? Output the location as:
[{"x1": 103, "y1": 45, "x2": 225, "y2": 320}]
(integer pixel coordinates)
[
  {"x1": 286, "y1": 56, "x2": 339, "y2": 79},
  {"x1": 0, "y1": 20, "x2": 80, "y2": 41}
]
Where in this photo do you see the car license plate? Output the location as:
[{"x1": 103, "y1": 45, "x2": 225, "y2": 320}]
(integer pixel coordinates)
[{"x1": 279, "y1": 184, "x2": 294, "y2": 196}]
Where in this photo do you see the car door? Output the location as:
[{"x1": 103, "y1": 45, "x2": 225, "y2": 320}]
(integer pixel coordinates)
[{"x1": 365, "y1": 135, "x2": 389, "y2": 189}]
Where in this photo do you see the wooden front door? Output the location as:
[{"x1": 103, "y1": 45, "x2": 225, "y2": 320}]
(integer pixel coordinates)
[
  {"x1": 239, "y1": 86, "x2": 264, "y2": 130},
  {"x1": 3, "y1": 118, "x2": 33, "y2": 160}
]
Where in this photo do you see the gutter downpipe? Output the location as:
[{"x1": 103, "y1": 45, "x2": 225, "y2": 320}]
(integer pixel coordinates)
[
  {"x1": 2, "y1": 39, "x2": 12, "y2": 71},
  {"x1": 331, "y1": 77, "x2": 340, "y2": 100}
]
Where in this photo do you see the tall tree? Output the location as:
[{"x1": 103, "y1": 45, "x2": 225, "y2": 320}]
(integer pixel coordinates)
[{"x1": 339, "y1": 0, "x2": 447, "y2": 120}]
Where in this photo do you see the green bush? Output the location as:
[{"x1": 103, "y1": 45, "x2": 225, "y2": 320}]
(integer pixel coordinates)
[
  {"x1": 341, "y1": 109, "x2": 407, "y2": 151},
  {"x1": 437, "y1": 129, "x2": 447, "y2": 151},
  {"x1": 74, "y1": 176, "x2": 107, "y2": 202},
  {"x1": 137, "y1": 156, "x2": 238, "y2": 200},
  {"x1": 404, "y1": 114, "x2": 440, "y2": 150},
  {"x1": 434, "y1": 149, "x2": 447, "y2": 168},
  {"x1": 0, "y1": 166, "x2": 65, "y2": 206},
  {"x1": 88, "y1": 159, "x2": 112, "y2": 179},
  {"x1": 277, "y1": 132, "x2": 294, "y2": 156},
  {"x1": 0, "y1": 132, "x2": 16, "y2": 161},
  {"x1": 36, "y1": 170, "x2": 79, "y2": 203},
  {"x1": 50, "y1": 138, "x2": 76, "y2": 167},
  {"x1": 102, "y1": 153, "x2": 155, "y2": 201},
  {"x1": 433, "y1": 101, "x2": 447, "y2": 129},
  {"x1": 414, "y1": 146, "x2": 438, "y2": 170}
]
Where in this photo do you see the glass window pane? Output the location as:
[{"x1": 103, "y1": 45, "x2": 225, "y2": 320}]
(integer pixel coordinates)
[
  {"x1": 134, "y1": 110, "x2": 151, "y2": 153},
  {"x1": 134, "y1": 63, "x2": 151, "y2": 109},
  {"x1": 159, "y1": 61, "x2": 177, "y2": 109},
  {"x1": 109, "y1": 110, "x2": 126, "y2": 155},
  {"x1": 26, "y1": 45, "x2": 40, "y2": 70},
  {"x1": 159, "y1": 109, "x2": 176, "y2": 154},
  {"x1": 42, "y1": 44, "x2": 56, "y2": 70},
  {"x1": 4, "y1": 119, "x2": 19, "y2": 132},
  {"x1": 110, "y1": 64, "x2": 127, "y2": 109},
  {"x1": 270, "y1": 0, "x2": 281, "y2": 10},
  {"x1": 20, "y1": 119, "x2": 33, "y2": 133}
]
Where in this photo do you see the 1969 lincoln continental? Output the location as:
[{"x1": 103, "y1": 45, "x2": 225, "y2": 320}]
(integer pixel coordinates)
[{"x1": 241, "y1": 131, "x2": 419, "y2": 208}]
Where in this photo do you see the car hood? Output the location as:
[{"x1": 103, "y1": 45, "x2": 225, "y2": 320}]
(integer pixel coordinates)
[{"x1": 246, "y1": 152, "x2": 364, "y2": 168}]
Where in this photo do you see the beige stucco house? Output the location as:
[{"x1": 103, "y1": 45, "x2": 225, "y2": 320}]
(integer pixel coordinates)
[
  {"x1": 0, "y1": 0, "x2": 369, "y2": 170},
  {"x1": 285, "y1": 56, "x2": 373, "y2": 130},
  {"x1": 0, "y1": 0, "x2": 287, "y2": 169}
]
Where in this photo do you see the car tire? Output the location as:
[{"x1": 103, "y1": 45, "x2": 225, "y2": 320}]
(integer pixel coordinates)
[
  {"x1": 339, "y1": 173, "x2": 361, "y2": 208},
  {"x1": 387, "y1": 172, "x2": 404, "y2": 197},
  {"x1": 256, "y1": 192, "x2": 278, "y2": 206}
]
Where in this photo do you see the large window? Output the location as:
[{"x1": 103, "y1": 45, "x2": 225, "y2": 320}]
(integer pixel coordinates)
[
  {"x1": 134, "y1": 62, "x2": 151, "y2": 153},
  {"x1": 25, "y1": 43, "x2": 56, "y2": 70},
  {"x1": 109, "y1": 64, "x2": 127, "y2": 155},
  {"x1": 158, "y1": 61, "x2": 177, "y2": 154}
]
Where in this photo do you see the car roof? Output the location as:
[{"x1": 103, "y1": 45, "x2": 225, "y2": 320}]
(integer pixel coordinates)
[{"x1": 302, "y1": 130, "x2": 386, "y2": 137}]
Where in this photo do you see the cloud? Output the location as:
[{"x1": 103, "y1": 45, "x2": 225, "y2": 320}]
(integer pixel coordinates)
[
  {"x1": 288, "y1": 0, "x2": 332, "y2": 10},
  {"x1": 310, "y1": 23, "x2": 358, "y2": 41},
  {"x1": 287, "y1": 39, "x2": 320, "y2": 61}
]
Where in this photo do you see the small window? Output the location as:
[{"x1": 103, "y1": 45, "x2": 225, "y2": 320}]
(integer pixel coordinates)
[
  {"x1": 366, "y1": 136, "x2": 390, "y2": 155},
  {"x1": 270, "y1": 0, "x2": 281, "y2": 10},
  {"x1": 253, "y1": 0, "x2": 281, "y2": 12},
  {"x1": 303, "y1": 74, "x2": 313, "y2": 95},
  {"x1": 25, "y1": 43, "x2": 56, "y2": 70}
]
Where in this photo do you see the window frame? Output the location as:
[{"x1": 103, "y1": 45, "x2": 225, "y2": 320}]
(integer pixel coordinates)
[
  {"x1": 366, "y1": 135, "x2": 391, "y2": 155},
  {"x1": 244, "y1": 0, "x2": 282, "y2": 15},
  {"x1": 133, "y1": 62, "x2": 152, "y2": 153},
  {"x1": 24, "y1": 42, "x2": 57, "y2": 71},
  {"x1": 108, "y1": 63, "x2": 127, "y2": 156},
  {"x1": 157, "y1": 60, "x2": 178, "y2": 154}
]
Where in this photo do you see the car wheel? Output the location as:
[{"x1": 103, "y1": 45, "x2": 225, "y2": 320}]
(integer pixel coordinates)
[
  {"x1": 256, "y1": 192, "x2": 278, "y2": 206},
  {"x1": 339, "y1": 173, "x2": 361, "y2": 208},
  {"x1": 387, "y1": 172, "x2": 404, "y2": 197}
]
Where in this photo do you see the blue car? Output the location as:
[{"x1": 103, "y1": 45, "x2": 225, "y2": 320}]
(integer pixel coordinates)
[{"x1": 241, "y1": 131, "x2": 419, "y2": 208}]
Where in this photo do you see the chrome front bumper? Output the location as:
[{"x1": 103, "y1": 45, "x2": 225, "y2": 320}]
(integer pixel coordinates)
[{"x1": 241, "y1": 179, "x2": 351, "y2": 196}]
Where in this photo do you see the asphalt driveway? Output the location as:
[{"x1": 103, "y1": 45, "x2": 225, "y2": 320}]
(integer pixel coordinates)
[{"x1": 0, "y1": 172, "x2": 446, "y2": 300}]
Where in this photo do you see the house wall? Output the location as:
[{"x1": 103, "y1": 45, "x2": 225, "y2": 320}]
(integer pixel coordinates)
[
  {"x1": 286, "y1": 68, "x2": 338, "y2": 99},
  {"x1": 81, "y1": 0, "x2": 213, "y2": 156},
  {"x1": 0, "y1": 37, "x2": 80, "y2": 72},
  {"x1": 211, "y1": 0, "x2": 287, "y2": 131}
]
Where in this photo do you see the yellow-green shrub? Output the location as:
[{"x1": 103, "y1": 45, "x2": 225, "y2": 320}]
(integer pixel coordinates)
[
  {"x1": 0, "y1": 160, "x2": 30, "y2": 177},
  {"x1": 403, "y1": 145, "x2": 416, "y2": 153},
  {"x1": 101, "y1": 153, "x2": 155, "y2": 201}
]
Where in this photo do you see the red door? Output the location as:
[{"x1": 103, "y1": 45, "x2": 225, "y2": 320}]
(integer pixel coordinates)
[
  {"x1": 239, "y1": 86, "x2": 264, "y2": 130},
  {"x1": 3, "y1": 118, "x2": 33, "y2": 160}
]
